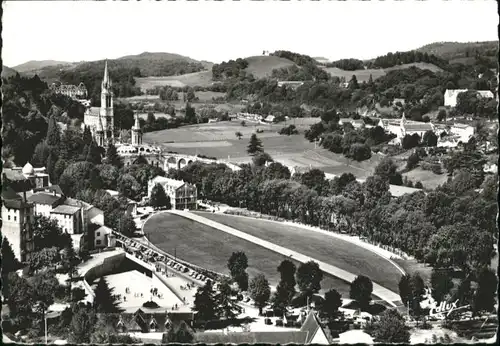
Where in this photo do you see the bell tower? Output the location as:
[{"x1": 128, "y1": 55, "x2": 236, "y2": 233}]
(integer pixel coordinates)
[
  {"x1": 100, "y1": 60, "x2": 114, "y2": 144},
  {"x1": 131, "y1": 112, "x2": 143, "y2": 146}
]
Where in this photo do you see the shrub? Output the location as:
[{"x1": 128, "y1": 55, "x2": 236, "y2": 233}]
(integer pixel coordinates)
[{"x1": 142, "y1": 300, "x2": 160, "y2": 309}]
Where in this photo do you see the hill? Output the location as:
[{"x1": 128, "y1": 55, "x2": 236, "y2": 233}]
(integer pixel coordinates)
[
  {"x1": 1, "y1": 65, "x2": 19, "y2": 78},
  {"x1": 12, "y1": 60, "x2": 75, "y2": 73},
  {"x1": 323, "y1": 62, "x2": 444, "y2": 83},
  {"x1": 243, "y1": 55, "x2": 296, "y2": 79},
  {"x1": 415, "y1": 41, "x2": 498, "y2": 61}
]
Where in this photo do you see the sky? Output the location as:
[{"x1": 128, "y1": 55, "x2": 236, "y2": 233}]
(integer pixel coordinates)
[{"x1": 2, "y1": 0, "x2": 498, "y2": 67}]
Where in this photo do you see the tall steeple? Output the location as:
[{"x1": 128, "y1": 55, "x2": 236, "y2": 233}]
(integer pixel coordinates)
[
  {"x1": 102, "y1": 59, "x2": 110, "y2": 87},
  {"x1": 100, "y1": 59, "x2": 114, "y2": 145},
  {"x1": 131, "y1": 112, "x2": 142, "y2": 146}
]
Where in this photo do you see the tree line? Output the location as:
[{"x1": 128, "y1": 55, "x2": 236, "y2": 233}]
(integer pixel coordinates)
[{"x1": 168, "y1": 136, "x2": 496, "y2": 277}]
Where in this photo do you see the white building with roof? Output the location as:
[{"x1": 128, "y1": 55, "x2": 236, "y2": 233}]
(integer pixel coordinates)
[
  {"x1": 50, "y1": 205, "x2": 83, "y2": 235},
  {"x1": 378, "y1": 114, "x2": 434, "y2": 145},
  {"x1": 2, "y1": 162, "x2": 51, "y2": 191},
  {"x1": 444, "y1": 89, "x2": 494, "y2": 108},
  {"x1": 450, "y1": 123, "x2": 475, "y2": 143},
  {"x1": 94, "y1": 225, "x2": 116, "y2": 249},
  {"x1": 148, "y1": 176, "x2": 197, "y2": 210}
]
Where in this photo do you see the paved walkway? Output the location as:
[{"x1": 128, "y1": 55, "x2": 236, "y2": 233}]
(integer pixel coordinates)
[{"x1": 169, "y1": 210, "x2": 402, "y2": 307}]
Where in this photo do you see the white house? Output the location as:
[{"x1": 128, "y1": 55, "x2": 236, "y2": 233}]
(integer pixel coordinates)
[
  {"x1": 94, "y1": 225, "x2": 116, "y2": 249},
  {"x1": 148, "y1": 176, "x2": 198, "y2": 210},
  {"x1": 449, "y1": 123, "x2": 475, "y2": 143},
  {"x1": 50, "y1": 205, "x2": 83, "y2": 235},
  {"x1": 444, "y1": 89, "x2": 494, "y2": 108}
]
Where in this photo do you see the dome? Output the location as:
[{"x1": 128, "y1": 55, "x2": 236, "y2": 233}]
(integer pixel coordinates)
[{"x1": 22, "y1": 162, "x2": 35, "y2": 175}]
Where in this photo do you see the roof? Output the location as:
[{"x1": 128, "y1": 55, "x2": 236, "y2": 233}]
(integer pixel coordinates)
[
  {"x1": 51, "y1": 204, "x2": 81, "y2": 215},
  {"x1": 403, "y1": 123, "x2": 434, "y2": 132},
  {"x1": 2, "y1": 186, "x2": 32, "y2": 209},
  {"x1": 95, "y1": 225, "x2": 113, "y2": 234},
  {"x1": 300, "y1": 311, "x2": 324, "y2": 344},
  {"x1": 195, "y1": 331, "x2": 308, "y2": 344},
  {"x1": 388, "y1": 185, "x2": 422, "y2": 197},
  {"x1": 2, "y1": 169, "x2": 28, "y2": 181},
  {"x1": 27, "y1": 192, "x2": 62, "y2": 206},
  {"x1": 150, "y1": 176, "x2": 186, "y2": 189},
  {"x1": 33, "y1": 185, "x2": 64, "y2": 196},
  {"x1": 64, "y1": 197, "x2": 93, "y2": 211}
]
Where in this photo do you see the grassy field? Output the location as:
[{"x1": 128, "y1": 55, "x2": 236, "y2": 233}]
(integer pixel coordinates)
[
  {"x1": 243, "y1": 56, "x2": 296, "y2": 79},
  {"x1": 323, "y1": 62, "x2": 443, "y2": 83},
  {"x1": 402, "y1": 167, "x2": 449, "y2": 189},
  {"x1": 136, "y1": 70, "x2": 213, "y2": 89},
  {"x1": 143, "y1": 121, "x2": 383, "y2": 177},
  {"x1": 143, "y1": 213, "x2": 350, "y2": 295},
  {"x1": 193, "y1": 213, "x2": 404, "y2": 293}
]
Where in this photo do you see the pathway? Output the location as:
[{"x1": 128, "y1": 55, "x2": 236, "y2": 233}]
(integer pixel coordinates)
[{"x1": 169, "y1": 210, "x2": 402, "y2": 307}]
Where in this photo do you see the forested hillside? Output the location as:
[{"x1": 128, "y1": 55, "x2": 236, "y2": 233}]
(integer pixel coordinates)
[{"x1": 2, "y1": 74, "x2": 86, "y2": 165}]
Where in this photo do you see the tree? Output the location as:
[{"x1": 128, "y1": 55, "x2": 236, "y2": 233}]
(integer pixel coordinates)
[
  {"x1": 247, "y1": 133, "x2": 264, "y2": 156},
  {"x1": 1, "y1": 237, "x2": 21, "y2": 274},
  {"x1": 162, "y1": 321, "x2": 194, "y2": 343},
  {"x1": 319, "y1": 288, "x2": 343, "y2": 321},
  {"x1": 406, "y1": 152, "x2": 420, "y2": 170},
  {"x1": 249, "y1": 274, "x2": 271, "y2": 315},
  {"x1": 347, "y1": 143, "x2": 371, "y2": 161},
  {"x1": 93, "y1": 277, "x2": 123, "y2": 313},
  {"x1": 215, "y1": 278, "x2": 240, "y2": 319},
  {"x1": 374, "y1": 158, "x2": 403, "y2": 185},
  {"x1": 29, "y1": 270, "x2": 60, "y2": 314},
  {"x1": 27, "y1": 247, "x2": 61, "y2": 274},
  {"x1": 46, "y1": 116, "x2": 61, "y2": 147},
  {"x1": 296, "y1": 261, "x2": 323, "y2": 297},
  {"x1": 348, "y1": 75, "x2": 359, "y2": 90},
  {"x1": 149, "y1": 183, "x2": 171, "y2": 210},
  {"x1": 473, "y1": 267, "x2": 497, "y2": 313},
  {"x1": 185, "y1": 103, "x2": 197, "y2": 124},
  {"x1": 83, "y1": 126, "x2": 92, "y2": 145},
  {"x1": 4, "y1": 272, "x2": 35, "y2": 328},
  {"x1": 437, "y1": 109, "x2": 447, "y2": 122},
  {"x1": 430, "y1": 269, "x2": 454, "y2": 303},
  {"x1": 85, "y1": 140, "x2": 102, "y2": 164},
  {"x1": 398, "y1": 275, "x2": 413, "y2": 307},
  {"x1": 32, "y1": 141, "x2": 51, "y2": 167},
  {"x1": 367, "y1": 309, "x2": 410, "y2": 343},
  {"x1": 106, "y1": 142, "x2": 123, "y2": 168},
  {"x1": 32, "y1": 215, "x2": 71, "y2": 251},
  {"x1": 402, "y1": 133, "x2": 420, "y2": 149},
  {"x1": 192, "y1": 281, "x2": 217, "y2": 321},
  {"x1": 349, "y1": 275, "x2": 373, "y2": 309},
  {"x1": 422, "y1": 130, "x2": 438, "y2": 147},
  {"x1": 235, "y1": 131, "x2": 243, "y2": 140},
  {"x1": 252, "y1": 152, "x2": 273, "y2": 166},
  {"x1": 117, "y1": 173, "x2": 142, "y2": 201},
  {"x1": 69, "y1": 304, "x2": 98, "y2": 344},
  {"x1": 228, "y1": 251, "x2": 249, "y2": 291}
]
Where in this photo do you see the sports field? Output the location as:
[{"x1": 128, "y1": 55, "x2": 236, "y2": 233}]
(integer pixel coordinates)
[
  {"x1": 143, "y1": 213, "x2": 352, "y2": 296},
  {"x1": 193, "y1": 213, "x2": 403, "y2": 293}
]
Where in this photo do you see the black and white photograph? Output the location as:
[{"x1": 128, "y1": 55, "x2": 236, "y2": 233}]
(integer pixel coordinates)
[{"x1": 1, "y1": 0, "x2": 498, "y2": 344}]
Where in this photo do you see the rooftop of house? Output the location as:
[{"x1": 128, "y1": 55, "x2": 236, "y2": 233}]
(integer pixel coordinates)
[
  {"x1": 27, "y1": 192, "x2": 63, "y2": 206},
  {"x1": 403, "y1": 123, "x2": 434, "y2": 132},
  {"x1": 150, "y1": 176, "x2": 188, "y2": 189},
  {"x1": 64, "y1": 197, "x2": 93, "y2": 211},
  {"x1": 1, "y1": 186, "x2": 32, "y2": 209},
  {"x1": 51, "y1": 204, "x2": 81, "y2": 215},
  {"x1": 301, "y1": 310, "x2": 324, "y2": 344},
  {"x1": 33, "y1": 185, "x2": 64, "y2": 196}
]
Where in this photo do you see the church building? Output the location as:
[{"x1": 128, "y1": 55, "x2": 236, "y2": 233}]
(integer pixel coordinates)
[{"x1": 83, "y1": 60, "x2": 115, "y2": 147}]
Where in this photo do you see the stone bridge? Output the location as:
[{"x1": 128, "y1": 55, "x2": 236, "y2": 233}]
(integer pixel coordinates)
[{"x1": 163, "y1": 153, "x2": 241, "y2": 172}]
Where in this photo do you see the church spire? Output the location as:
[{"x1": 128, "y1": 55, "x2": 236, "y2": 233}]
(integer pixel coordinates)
[{"x1": 103, "y1": 59, "x2": 109, "y2": 85}]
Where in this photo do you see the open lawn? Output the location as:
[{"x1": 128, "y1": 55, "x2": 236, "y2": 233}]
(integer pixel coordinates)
[
  {"x1": 402, "y1": 167, "x2": 449, "y2": 189},
  {"x1": 323, "y1": 62, "x2": 443, "y2": 83},
  {"x1": 193, "y1": 213, "x2": 404, "y2": 293},
  {"x1": 143, "y1": 122, "x2": 382, "y2": 177},
  {"x1": 244, "y1": 56, "x2": 296, "y2": 79},
  {"x1": 143, "y1": 213, "x2": 350, "y2": 296},
  {"x1": 135, "y1": 70, "x2": 213, "y2": 89}
]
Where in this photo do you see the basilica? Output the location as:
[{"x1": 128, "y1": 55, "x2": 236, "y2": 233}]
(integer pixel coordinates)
[{"x1": 82, "y1": 61, "x2": 162, "y2": 167}]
